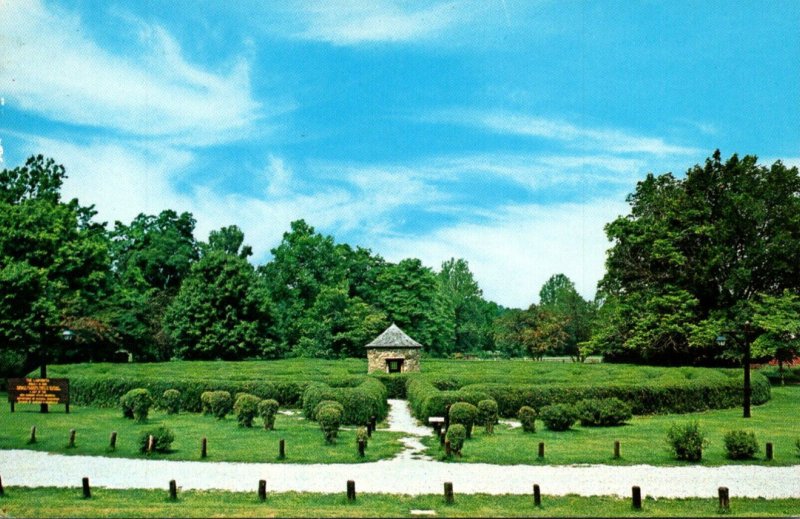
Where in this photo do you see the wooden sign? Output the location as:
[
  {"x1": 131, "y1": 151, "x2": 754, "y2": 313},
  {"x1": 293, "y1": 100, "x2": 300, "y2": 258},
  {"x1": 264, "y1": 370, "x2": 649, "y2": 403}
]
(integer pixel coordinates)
[{"x1": 7, "y1": 378, "x2": 70, "y2": 412}]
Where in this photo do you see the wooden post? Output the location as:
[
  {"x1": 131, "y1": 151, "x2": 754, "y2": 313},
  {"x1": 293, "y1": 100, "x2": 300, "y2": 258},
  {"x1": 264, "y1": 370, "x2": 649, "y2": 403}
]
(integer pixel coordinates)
[
  {"x1": 367, "y1": 422, "x2": 373, "y2": 438},
  {"x1": 68, "y1": 429, "x2": 76, "y2": 448},
  {"x1": 533, "y1": 484, "x2": 541, "y2": 507},
  {"x1": 370, "y1": 415, "x2": 377, "y2": 432},
  {"x1": 29, "y1": 426, "x2": 36, "y2": 444},
  {"x1": 718, "y1": 486, "x2": 730, "y2": 512},
  {"x1": 169, "y1": 480, "x2": 177, "y2": 501},
  {"x1": 538, "y1": 442, "x2": 545, "y2": 458},
  {"x1": 766, "y1": 442, "x2": 773, "y2": 461},
  {"x1": 147, "y1": 435, "x2": 155, "y2": 454},
  {"x1": 279, "y1": 439, "x2": 286, "y2": 459},
  {"x1": 613, "y1": 440, "x2": 620, "y2": 459},
  {"x1": 10, "y1": 401, "x2": 14, "y2": 413},
  {"x1": 258, "y1": 480, "x2": 267, "y2": 502},
  {"x1": 109, "y1": 432, "x2": 117, "y2": 450},
  {"x1": 631, "y1": 486, "x2": 642, "y2": 510},
  {"x1": 358, "y1": 439, "x2": 365, "y2": 458},
  {"x1": 439, "y1": 430, "x2": 446, "y2": 446},
  {"x1": 0, "y1": 474, "x2": 5, "y2": 497},
  {"x1": 444, "y1": 482, "x2": 454, "y2": 504},
  {"x1": 347, "y1": 480, "x2": 356, "y2": 501},
  {"x1": 201, "y1": 437, "x2": 207, "y2": 458},
  {"x1": 82, "y1": 477, "x2": 91, "y2": 499},
  {"x1": 445, "y1": 439, "x2": 452, "y2": 457}
]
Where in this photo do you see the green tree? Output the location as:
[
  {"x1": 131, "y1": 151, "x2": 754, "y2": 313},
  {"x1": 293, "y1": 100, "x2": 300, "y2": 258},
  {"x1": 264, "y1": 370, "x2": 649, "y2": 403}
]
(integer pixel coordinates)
[
  {"x1": 438, "y1": 258, "x2": 492, "y2": 353},
  {"x1": 493, "y1": 305, "x2": 569, "y2": 359},
  {"x1": 538, "y1": 274, "x2": 594, "y2": 360},
  {"x1": 751, "y1": 290, "x2": 800, "y2": 384},
  {"x1": 593, "y1": 151, "x2": 800, "y2": 364}
]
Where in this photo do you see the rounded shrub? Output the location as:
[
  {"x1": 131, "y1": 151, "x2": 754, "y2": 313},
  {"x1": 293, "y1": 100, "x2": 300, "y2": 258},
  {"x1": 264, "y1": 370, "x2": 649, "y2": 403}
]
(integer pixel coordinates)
[
  {"x1": 518, "y1": 406, "x2": 537, "y2": 433},
  {"x1": 540, "y1": 404, "x2": 577, "y2": 431},
  {"x1": 356, "y1": 426, "x2": 369, "y2": 448},
  {"x1": 666, "y1": 421, "x2": 707, "y2": 461},
  {"x1": 446, "y1": 423, "x2": 467, "y2": 456},
  {"x1": 121, "y1": 388, "x2": 153, "y2": 423},
  {"x1": 138, "y1": 426, "x2": 175, "y2": 453},
  {"x1": 200, "y1": 391, "x2": 214, "y2": 415},
  {"x1": 449, "y1": 402, "x2": 479, "y2": 438},
  {"x1": 161, "y1": 389, "x2": 181, "y2": 415},
  {"x1": 208, "y1": 390, "x2": 233, "y2": 420},
  {"x1": 233, "y1": 393, "x2": 261, "y2": 427},
  {"x1": 723, "y1": 430, "x2": 759, "y2": 460},
  {"x1": 258, "y1": 399, "x2": 279, "y2": 430},
  {"x1": 477, "y1": 399, "x2": 499, "y2": 434},
  {"x1": 575, "y1": 398, "x2": 632, "y2": 427},
  {"x1": 317, "y1": 406, "x2": 342, "y2": 444},
  {"x1": 314, "y1": 400, "x2": 345, "y2": 420}
]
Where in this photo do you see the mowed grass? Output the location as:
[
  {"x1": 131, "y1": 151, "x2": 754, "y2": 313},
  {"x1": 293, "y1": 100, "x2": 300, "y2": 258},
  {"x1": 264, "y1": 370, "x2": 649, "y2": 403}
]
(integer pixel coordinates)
[
  {"x1": 423, "y1": 386, "x2": 800, "y2": 466},
  {"x1": 0, "y1": 398, "x2": 404, "y2": 463},
  {"x1": 0, "y1": 487, "x2": 798, "y2": 517}
]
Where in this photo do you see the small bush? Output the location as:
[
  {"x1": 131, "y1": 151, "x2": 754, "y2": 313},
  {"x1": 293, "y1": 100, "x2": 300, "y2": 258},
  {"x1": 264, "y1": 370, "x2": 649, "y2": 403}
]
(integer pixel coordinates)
[
  {"x1": 723, "y1": 430, "x2": 759, "y2": 460},
  {"x1": 208, "y1": 391, "x2": 233, "y2": 420},
  {"x1": 200, "y1": 391, "x2": 214, "y2": 415},
  {"x1": 314, "y1": 400, "x2": 345, "y2": 420},
  {"x1": 233, "y1": 393, "x2": 261, "y2": 427},
  {"x1": 121, "y1": 388, "x2": 153, "y2": 423},
  {"x1": 518, "y1": 406, "x2": 537, "y2": 433},
  {"x1": 540, "y1": 404, "x2": 577, "y2": 431},
  {"x1": 446, "y1": 423, "x2": 467, "y2": 456},
  {"x1": 449, "y1": 402, "x2": 479, "y2": 438},
  {"x1": 317, "y1": 406, "x2": 342, "y2": 444},
  {"x1": 575, "y1": 398, "x2": 632, "y2": 427},
  {"x1": 162, "y1": 389, "x2": 181, "y2": 415},
  {"x1": 666, "y1": 421, "x2": 707, "y2": 461},
  {"x1": 258, "y1": 399, "x2": 279, "y2": 430},
  {"x1": 477, "y1": 399, "x2": 499, "y2": 434},
  {"x1": 138, "y1": 426, "x2": 175, "y2": 453},
  {"x1": 356, "y1": 426, "x2": 369, "y2": 448}
]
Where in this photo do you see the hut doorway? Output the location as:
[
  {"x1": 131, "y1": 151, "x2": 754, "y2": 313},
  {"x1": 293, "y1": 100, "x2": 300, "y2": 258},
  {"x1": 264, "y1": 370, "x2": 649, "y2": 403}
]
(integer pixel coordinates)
[{"x1": 386, "y1": 358, "x2": 404, "y2": 373}]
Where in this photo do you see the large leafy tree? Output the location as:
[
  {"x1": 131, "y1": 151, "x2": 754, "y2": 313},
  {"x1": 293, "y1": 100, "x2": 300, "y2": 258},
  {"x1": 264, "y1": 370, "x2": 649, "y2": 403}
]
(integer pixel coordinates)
[
  {"x1": 493, "y1": 305, "x2": 569, "y2": 359},
  {"x1": 0, "y1": 156, "x2": 110, "y2": 374},
  {"x1": 438, "y1": 258, "x2": 494, "y2": 353},
  {"x1": 593, "y1": 151, "x2": 800, "y2": 364},
  {"x1": 538, "y1": 274, "x2": 594, "y2": 360}
]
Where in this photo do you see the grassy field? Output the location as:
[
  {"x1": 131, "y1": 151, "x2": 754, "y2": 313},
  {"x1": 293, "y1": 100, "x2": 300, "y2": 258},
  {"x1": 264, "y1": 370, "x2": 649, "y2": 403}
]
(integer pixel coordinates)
[
  {"x1": 0, "y1": 487, "x2": 798, "y2": 517},
  {"x1": 0, "y1": 398, "x2": 404, "y2": 463},
  {"x1": 424, "y1": 386, "x2": 800, "y2": 466}
]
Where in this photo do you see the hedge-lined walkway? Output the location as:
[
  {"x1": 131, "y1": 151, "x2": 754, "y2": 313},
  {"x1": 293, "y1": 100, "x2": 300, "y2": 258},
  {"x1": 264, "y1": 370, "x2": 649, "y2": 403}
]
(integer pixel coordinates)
[{"x1": 2, "y1": 400, "x2": 799, "y2": 499}]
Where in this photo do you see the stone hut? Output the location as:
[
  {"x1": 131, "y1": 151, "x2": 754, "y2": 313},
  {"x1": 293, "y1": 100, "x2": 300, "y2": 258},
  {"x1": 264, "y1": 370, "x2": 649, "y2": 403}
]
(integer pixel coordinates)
[{"x1": 366, "y1": 323, "x2": 422, "y2": 374}]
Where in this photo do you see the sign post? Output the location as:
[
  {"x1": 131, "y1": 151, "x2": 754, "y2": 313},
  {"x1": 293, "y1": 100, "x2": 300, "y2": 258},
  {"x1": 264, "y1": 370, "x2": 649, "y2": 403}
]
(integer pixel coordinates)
[{"x1": 7, "y1": 378, "x2": 70, "y2": 413}]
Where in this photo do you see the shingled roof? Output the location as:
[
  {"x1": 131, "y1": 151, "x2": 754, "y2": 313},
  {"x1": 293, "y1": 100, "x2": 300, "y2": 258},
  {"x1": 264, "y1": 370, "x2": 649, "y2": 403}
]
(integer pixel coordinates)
[{"x1": 366, "y1": 323, "x2": 422, "y2": 349}]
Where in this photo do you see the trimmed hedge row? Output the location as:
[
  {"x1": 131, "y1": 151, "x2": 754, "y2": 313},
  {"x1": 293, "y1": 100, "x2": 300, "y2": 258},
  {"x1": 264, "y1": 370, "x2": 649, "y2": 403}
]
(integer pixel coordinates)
[
  {"x1": 406, "y1": 379, "x2": 490, "y2": 421},
  {"x1": 459, "y1": 372, "x2": 771, "y2": 417},
  {"x1": 302, "y1": 378, "x2": 388, "y2": 425}
]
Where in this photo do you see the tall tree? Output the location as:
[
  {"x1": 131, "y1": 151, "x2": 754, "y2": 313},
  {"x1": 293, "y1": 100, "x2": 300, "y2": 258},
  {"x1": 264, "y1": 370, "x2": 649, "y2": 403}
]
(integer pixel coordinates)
[
  {"x1": 538, "y1": 274, "x2": 594, "y2": 360},
  {"x1": 438, "y1": 258, "x2": 492, "y2": 353},
  {"x1": 493, "y1": 305, "x2": 569, "y2": 360}
]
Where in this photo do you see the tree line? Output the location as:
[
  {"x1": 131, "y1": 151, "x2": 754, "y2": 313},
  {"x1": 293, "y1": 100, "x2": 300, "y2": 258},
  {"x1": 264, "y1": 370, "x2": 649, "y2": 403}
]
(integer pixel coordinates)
[{"x1": 1, "y1": 151, "x2": 799, "y2": 375}]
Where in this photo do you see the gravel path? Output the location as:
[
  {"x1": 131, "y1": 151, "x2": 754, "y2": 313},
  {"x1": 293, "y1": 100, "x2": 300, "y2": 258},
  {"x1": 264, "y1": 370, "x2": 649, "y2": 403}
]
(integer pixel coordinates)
[{"x1": 1, "y1": 400, "x2": 799, "y2": 498}]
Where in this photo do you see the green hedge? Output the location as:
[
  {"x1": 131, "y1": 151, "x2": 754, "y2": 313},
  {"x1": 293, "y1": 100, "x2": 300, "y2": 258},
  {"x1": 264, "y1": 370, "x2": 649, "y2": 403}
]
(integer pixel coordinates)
[
  {"x1": 301, "y1": 378, "x2": 388, "y2": 425},
  {"x1": 369, "y1": 373, "x2": 409, "y2": 398},
  {"x1": 406, "y1": 378, "x2": 490, "y2": 421}
]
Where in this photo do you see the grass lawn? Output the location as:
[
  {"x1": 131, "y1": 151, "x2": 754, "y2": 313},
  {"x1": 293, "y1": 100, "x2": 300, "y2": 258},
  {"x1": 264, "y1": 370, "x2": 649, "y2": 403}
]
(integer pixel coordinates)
[
  {"x1": 0, "y1": 487, "x2": 798, "y2": 517},
  {"x1": 0, "y1": 397, "x2": 404, "y2": 463},
  {"x1": 424, "y1": 386, "x2": 800, "y2": 466}
]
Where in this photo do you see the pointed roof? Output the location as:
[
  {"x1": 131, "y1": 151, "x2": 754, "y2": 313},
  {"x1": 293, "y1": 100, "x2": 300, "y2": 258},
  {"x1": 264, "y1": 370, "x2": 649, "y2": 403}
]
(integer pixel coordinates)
[{"x1": 366, "y1": 323, "x2": 422, "y2": 349}]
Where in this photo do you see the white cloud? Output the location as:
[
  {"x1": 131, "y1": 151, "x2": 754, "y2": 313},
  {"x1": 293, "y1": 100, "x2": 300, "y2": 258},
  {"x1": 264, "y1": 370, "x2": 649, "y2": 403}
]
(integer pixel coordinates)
[{"x1": 0, "y1": 0, "x2": 260, "y2": 144}]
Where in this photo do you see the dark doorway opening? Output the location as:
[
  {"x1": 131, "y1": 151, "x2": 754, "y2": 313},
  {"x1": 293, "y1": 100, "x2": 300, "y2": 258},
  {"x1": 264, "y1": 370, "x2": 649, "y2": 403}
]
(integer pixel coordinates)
[{"x1": 386, "y1": 359, "x2": 404, "y2": 373}]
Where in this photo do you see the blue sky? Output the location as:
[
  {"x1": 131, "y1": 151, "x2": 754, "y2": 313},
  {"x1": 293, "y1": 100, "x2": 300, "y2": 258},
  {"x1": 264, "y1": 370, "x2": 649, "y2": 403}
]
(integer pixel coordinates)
[{"x1": 1, "y1": 0, "x2": 798, "y2": 308}]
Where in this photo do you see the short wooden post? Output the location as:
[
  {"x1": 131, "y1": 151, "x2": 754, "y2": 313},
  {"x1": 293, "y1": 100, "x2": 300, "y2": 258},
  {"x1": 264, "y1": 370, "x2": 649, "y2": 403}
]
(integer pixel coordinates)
[
  {"x1": 68, "y1": 429, "x2": 76, "y2": 448},
  {"x1": 766, "y1": 442, "x2": 774, "y2": 461},
  {"x1": 370, "y1": 415, "x2": 377, "y2": 431},
  {"x1": 444, "y1": 482, "x2": 454, "y2": 504},
  {"x1": 718, "y1": 486, "x2": 730, "y2": 512},
  {"x1": 147, "y1": 435, "x2": 155, "y2": 454},
  {"x1": 347, "y1": 480, "x2": 356, "y2": 501},
  {"x1": 0, "y1": 474, "x2": 5, "y2": 497},
  {"x1": 367, "y1": 422, "x2": 373, "y2": 438},
  {"x1": 258, "y1": 479, "x2": 267, "y2": 502},
  {"x1": 613, "y1": 440, "x2": 620, "y2": 459},
  {"x1": 29, "y1": 426, "x2": 36, "y2": 444},
  {"x1": 82, "y1": 477, "x2": 91, "y2": 499},
  {"x1": 201, "y1": 437, "x2": 207, "y2": 458},
  {"x1": 358, "y1": 439, "x2": 365, "y2": 458},
  {"x1": 631, "y1": 486, "x2": 642, "y2": 510},
  {"x1": 445, "y1": 439, "x2": 452, "y2": 457},
  {"x1": 439, "y1": 430, "x2": 446, "y2": 446},
  {"x1": 169, "y1": 480, "x2": 177, "y2": 501},
  {"x1": 538, "y1": 442, "x2": 545, "y2": 458},
  {"x1": 533, "y1": 484, "x2": 541, "y2": 507},
  {"x1": 109, "y1": 431, "x2": 117, "y2": 450},
  {"x1": 279, "y1": 439, "x2": 286, "y2": 459}
]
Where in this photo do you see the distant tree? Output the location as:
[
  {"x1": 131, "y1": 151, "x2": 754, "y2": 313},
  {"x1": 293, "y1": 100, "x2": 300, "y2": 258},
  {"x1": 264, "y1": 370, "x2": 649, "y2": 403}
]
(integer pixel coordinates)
[
  {"x1": 493, "y1": 305, "x2": 569, "y2": 359},
  {"x1": 750, "y1": 291, "x2": 800, "y2": 384},
  {"x1": 538, "y1": 274, "x2": 594, "y2": 360},
  {"x1": 438, "y1": 258, "x2": 492, "y2": 353}
]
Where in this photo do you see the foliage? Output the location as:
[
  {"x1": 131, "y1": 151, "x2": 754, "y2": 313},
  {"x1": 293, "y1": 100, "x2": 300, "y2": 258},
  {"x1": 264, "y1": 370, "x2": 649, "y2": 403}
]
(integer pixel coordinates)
[
  {"x1": 302, "y1": 379, "x2": 387, "y2": 425},
  {"x1": 208, "y1": 391, "x2": 233, "y2": 420},
  {"x1": 313, "y1": 400, "x2": 345, "y2": 420},
  {"x1": 120, "y1": 388, "x2": 152, "y2": 423},
  {"x1": 233, "y1": 393, "x2": 261, "y2": 427},
  {"x1": 538, "y1": 274, "x2": 595, "y2": 360},
  {"x1": 138, "y1": 426, "x2": 175, "y2": 453},
  {"x1": 258, "y1": 399, "x2": 279, "y2": 430},
  {"x1": 437, "y1": 258, "x2": 496, "y2": 354},
  {"x1": 539, "y1": 404, "x2": 577, "y2": 431},
  {"x1": 161, "y1": 389, "x2": 181, "y2": 415},
  {"x1": 751, "y1": 291, "x2": 800, "y2": 384},
  {"x1": 446, "y1": 423, "x2": 466, "y2": 456},
  {"x1": 477, "y1": 399, "x2": 499, "y2": 434},
  {"x1": 666, "y1": 421, "x2": 707, "y2": 461},
  {"x1": 517, "y1": 406, "x2": 537, "y2": 433},
  {"x1": 406, "y1": 378, "x2": 489, "y2": 421},
  {"x1": 723, "y1": 430, "x2": 759, "y2": 460},
  {"x1": 200, "y1": 391, "x2": 213, "y2": 415},
  {"x1": 575, "y1": 398, "x2": 632, "y2": 427},
  {"x1": 317, "y1": 405, "x2": 341, "y2": 444},
  {"x1": 356, "y1": 426, "x2": 369, "y2": 448},
  {"x1": 493, "y1": 305, "x2": 569, "y2": 360},
  {"x1": 448, "y1": 402, "x2": 479, "y2": 438}
]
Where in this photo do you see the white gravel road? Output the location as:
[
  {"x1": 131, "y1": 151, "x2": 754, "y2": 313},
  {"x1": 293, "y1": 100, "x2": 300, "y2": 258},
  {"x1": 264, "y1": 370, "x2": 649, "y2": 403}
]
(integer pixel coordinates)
[{"x1": 1, "y1": 400, "x2": 798, "y2": 499}]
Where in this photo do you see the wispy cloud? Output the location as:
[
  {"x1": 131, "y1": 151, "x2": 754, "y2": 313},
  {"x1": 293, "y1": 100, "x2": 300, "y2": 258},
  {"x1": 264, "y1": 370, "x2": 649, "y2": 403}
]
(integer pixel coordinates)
[{"x1": 0, "y1": 0, "x2": 261, "y2": 144}]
